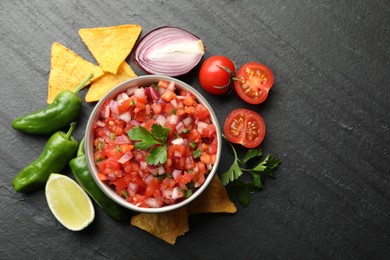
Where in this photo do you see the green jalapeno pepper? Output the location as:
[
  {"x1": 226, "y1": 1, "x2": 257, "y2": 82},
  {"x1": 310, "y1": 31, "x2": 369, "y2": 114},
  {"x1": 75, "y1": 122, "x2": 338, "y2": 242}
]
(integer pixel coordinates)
[
  {"x1": 11, "y1": 74, "x2": 93, "y2": 135},
  {"x1": 12, "y1": 122, "x2": 78, "y2": 193},
  {"x1": 69, "y1": 138, "x2": 129, "y2": 223}
]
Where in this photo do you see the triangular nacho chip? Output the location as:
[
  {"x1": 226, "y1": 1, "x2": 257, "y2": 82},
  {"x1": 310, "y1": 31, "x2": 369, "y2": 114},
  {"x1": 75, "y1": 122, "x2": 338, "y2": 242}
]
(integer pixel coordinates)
[
  {"x1": 131, "y1": 207, "x2": 189, "y2": 245},
  {"x1": 85, "y1": 61, "x2": 137, "y2": 102},
  {"x1": 47, "y1": 42, "x2": 104, "y2": 104},
  {"x1": 187, "y1": 175, "x2": 237, "y2": 215},
  {"x1": 78, "y1": 24, "x2": 142, "y2": 74}
]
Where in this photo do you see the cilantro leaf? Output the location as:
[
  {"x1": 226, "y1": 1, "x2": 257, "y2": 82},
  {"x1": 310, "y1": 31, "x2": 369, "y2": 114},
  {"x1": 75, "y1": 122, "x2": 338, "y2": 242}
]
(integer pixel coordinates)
[
  {"x1": 221, "y1": 160, "x2": 243, "y2": 185},
  {"x1": 251, "y1": 173, "x2": 263, "y2": 189},
  {"x1": 221, "y1": 140, "x2": 243, "y2": 185},
  {"x1": 251, "y1": 154, "x2": 281, "y2": 177},
  {"x1": 151, "y1": 124, "x2": 170, "y2": 143},
  {"x1": 127, "y1": 126, "x2": 159, "y2": 149},
  {"x1": 127, "y1": 124, "x2": 170, "y2": 165},
  {"x1": 220, "y1": 136, "x2": 281, "y2": 207},
  {"x1": 226, "y1": 180, "x2": 256, "y2": 207},
  {"x1": 241, "y1": 147, "x2": 263, "y2": 164},
  {"x1": 147, "y1": 145, "x2": 167, "y2": 165}
]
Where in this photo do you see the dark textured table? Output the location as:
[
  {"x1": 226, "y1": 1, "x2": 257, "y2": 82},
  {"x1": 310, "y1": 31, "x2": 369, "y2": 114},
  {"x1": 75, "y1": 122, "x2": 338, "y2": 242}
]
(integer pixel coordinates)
[{"x1": 1, "y1": 1, "x2": 389, "y2": 259}]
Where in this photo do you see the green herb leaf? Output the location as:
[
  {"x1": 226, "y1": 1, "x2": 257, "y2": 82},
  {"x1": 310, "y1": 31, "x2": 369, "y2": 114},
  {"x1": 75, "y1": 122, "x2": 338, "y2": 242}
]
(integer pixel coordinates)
[
  {"x1": 128, "y1": 124, "x2": 170, "y2": 165},
  {"x1": 146, "y1": 145, "x2": 167, "y2": 165},
  {"x1": 151, "y1": 124, "x2": 170, "y2": 143},
  {"x1": 241, "y1": 147, "x2": 263, "y2": 163},
  {"x1": 193, "y1": 148, "x2": 202, "y2": 159},
  {"x1": 237, "y1": 182, "x2": 254, "y2": 207},
  {"x1": 251, "y1": 154, "x2": 282, "y2": 177},
  {"x1": 220, "y1": 135, "x2": 281, "y2": 207},
  {"x1": 251, "y1": 173, "x2": 263, "y2": 189},
  {"x1": 121, "y1": 189, "x2": 129, "y2": 198},
  {"x1": 227, "y1": 180, "x2": 256, "y2": 207},
  {"x1": 128, "y1": 126, "x2": 158, "y2": 149},
  {"x1": 221, "y1": 160, "x2": 243, "y2": 185},
  {"x1": 189, "y1": 141, "x2": 197, "y2": 149}
]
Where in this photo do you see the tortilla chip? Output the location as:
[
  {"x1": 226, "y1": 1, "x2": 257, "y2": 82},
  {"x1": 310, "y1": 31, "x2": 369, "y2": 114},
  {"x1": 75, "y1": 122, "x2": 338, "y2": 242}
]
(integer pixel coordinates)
[
  {"x1": 47, "y1": 42, "x2": 104, "y2": 104},
  {"x1": 78, "y1": 24, "x2": 142, "y2": 74},
  {"x1": 85, "y1": 61, "x2": 137, "y2": 102},
  {"x1": 187, "y1": 175, "x2": 237, "y2": 215},
  {"x1": 131, "y1": 207, "x2": 189, "y2": 245}
]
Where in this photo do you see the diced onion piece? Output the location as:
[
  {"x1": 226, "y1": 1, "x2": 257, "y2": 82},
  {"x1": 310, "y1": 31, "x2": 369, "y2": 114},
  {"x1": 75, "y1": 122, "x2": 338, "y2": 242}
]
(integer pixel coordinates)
[
  {"x1": 104, "y1": 105, "x2": 110, "y2": 118},
  {"x1": 175, "y1": 121, "x2": 185, "y2": 134},
  {"x1": 118, "y1": 112, "x2": 131, "y2": 122},
  {"x1": 145, "y1": 86, "x2": 161, "y2": 100},
  {"x1": 167, "y1": 81, "x2": 175, "y2": 91},
  {"x1": 139, "y1": 161, "x2": 147, "y2": 170},
  {"x1": 117, "y1": 92, "x2": 129, "y2": 103},
  {"x1": 132, "y1": 26, "x2": 205, "y2": 76},
  {"x1": 168, "y1": 115, "x2": 179, "y2": 125},
  {"x1": 114, "y1": 135, "x2": 131, "y2": 144},
  {"x1": 197, "y1": 121, "x2": 209, "y2": 134},
  {"x1": 170, "y1": 98, "x2": 178, "y2": 108},
  {"x1": 171, "y1": 187, "x2": 184, "y2": 200},
  {"x1": 143, "y1": 198, "x2": 163, "y2": 208},
  {"x1": 126, "y1": 86, "x2": 138, "y2": 96},
  {"x1": 96, "y1": 120, "x2": 105, "y2": 127},
  {"x1": 158, "y1": 166, "x2": 165, "y2": 175},
  {"x1": 172, "y1": 169, "x2": 182, "y2": 180},
  {"x1": 155, "y1": 115, "x2": 167, "y2": 126},
  {"x1": 172, "y1": 137, "x2": 184, "y2": 145},
  {"x1": 134, "y1": 88, "x2": 145, "y2": 98},
  {"x1": 118, "y1": 152, "x2": 133, "y2": 164},
  {"x1": 109, "y1": 100, "x2": 119, "y2": 115},
  {"x1": 148, "y1": 166, "x2": 159, "y2": 176},
  {"x1": 182, "y1": 116, "x2": 193, "y2": 127},
  {"x1": 130, "y1": 119, "x2": 140, "y2": 126}
]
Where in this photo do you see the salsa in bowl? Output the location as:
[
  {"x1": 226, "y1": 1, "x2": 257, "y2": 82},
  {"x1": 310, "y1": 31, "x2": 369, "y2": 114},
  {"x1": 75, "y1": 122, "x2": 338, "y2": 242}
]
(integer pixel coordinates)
[{"x1": 85, "y1": 75, "x2": 221, "y2": 213}]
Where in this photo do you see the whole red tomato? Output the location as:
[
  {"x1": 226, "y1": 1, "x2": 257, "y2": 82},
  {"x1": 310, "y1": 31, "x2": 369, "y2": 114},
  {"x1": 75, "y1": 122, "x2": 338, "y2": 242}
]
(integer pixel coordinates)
[
  {"x1": 198, "y1": 56, "x2": 236, "y2": 95},
  {"x1": 224, "y1": 108, "x2": 265, "y2": 148},
  {"x1": 234, "y1": 62, "x2": 274, "y2": 104}
]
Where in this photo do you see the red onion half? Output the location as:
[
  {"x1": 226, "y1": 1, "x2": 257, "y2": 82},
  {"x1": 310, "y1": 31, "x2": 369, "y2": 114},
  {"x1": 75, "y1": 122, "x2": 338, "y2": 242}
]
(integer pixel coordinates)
[{"x1": 132, "y1": 26, "x2": 205, "y2": 76}]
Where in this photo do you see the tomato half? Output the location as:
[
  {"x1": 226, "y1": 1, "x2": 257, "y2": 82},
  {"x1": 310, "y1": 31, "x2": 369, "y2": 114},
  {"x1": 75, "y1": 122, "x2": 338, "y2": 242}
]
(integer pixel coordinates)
[
  {"x1": 199, "y1": 56, "x2": 236, "y2": 95},
  {"x1": 234, "y1": 62, "x2": 274, "y2": 104},
  {"x1": 223, "y1": 108, "x2": 265, "y2": 148}
]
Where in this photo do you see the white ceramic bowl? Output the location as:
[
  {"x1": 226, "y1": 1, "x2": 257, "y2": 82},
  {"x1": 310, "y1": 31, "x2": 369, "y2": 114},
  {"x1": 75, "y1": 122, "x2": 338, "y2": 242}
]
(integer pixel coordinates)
[{"x1": 85, "y1": 75, "x2": 222, "y2": 213}]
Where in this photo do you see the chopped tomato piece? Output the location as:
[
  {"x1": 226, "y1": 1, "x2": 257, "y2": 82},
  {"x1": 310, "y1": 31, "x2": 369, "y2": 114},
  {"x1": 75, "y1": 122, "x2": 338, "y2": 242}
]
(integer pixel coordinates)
[
  {"x1": 161, "y1": 90, "x2": 176, "y2": 102},
  {"x1": 196, "y1": 104, "x2": 210, "y2": 120}
]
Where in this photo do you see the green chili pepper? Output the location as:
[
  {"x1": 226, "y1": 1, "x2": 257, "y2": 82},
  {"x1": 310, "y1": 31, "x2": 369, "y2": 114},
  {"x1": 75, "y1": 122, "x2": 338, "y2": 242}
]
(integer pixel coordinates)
[
  {"x1": 69, "y1": 138, "x2": 129, "y2": 223},
  {"x1": 11, "y1": 74, "x2": 93, "y2": 135},
  {"x1": 12, "y1": 122, "x2": 78, "y2": 193}
]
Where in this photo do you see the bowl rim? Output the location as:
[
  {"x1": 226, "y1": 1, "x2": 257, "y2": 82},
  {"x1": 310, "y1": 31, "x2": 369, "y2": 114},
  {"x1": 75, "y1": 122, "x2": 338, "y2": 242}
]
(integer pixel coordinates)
[{"x1": 85, "y1": 75, "x2": 222, "y2": 213}]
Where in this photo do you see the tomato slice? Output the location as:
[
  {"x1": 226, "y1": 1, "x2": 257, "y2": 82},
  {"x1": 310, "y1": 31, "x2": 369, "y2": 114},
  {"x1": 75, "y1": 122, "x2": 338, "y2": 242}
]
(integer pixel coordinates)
[
  {"x1": 234, "y1": 62, "x2": 274, "y2": 104},
  {"x1": 223, "y1": 108, "x2": 265, "y2": 148}
]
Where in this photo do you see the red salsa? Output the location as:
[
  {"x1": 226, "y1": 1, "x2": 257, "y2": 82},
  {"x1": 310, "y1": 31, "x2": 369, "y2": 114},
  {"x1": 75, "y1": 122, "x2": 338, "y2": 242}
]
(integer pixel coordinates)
[{"x1": 92, "y1": 80, "x2": 218, "y2": 208}]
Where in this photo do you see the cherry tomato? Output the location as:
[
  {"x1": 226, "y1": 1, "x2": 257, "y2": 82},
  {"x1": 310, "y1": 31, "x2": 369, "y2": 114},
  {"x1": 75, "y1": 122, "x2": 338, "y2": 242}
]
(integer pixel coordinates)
[
  {"x1": 234, "y1": 62, "x2": 274, "y2": 104},
  {"x1": 199, "y1": 56, "x2": 236, "y2": 95},
  {"x1": 224, "y1": 108, "x2": 265, "y2": 148}
]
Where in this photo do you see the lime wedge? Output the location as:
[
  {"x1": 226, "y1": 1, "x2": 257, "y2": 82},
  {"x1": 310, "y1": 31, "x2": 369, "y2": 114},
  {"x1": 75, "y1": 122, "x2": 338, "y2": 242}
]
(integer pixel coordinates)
[{"x1": 45, "y1": 173, "x2": 95, "y2": 231}]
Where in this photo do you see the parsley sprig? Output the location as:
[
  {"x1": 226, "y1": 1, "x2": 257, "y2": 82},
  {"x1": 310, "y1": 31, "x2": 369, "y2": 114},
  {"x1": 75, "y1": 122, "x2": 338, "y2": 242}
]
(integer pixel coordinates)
[
  {"x1": 221, "y1": 135, "x2": 281, "y2": 207},
  {"x1": 127, "y1": 124, "x2": 170, "y2": 165}
]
